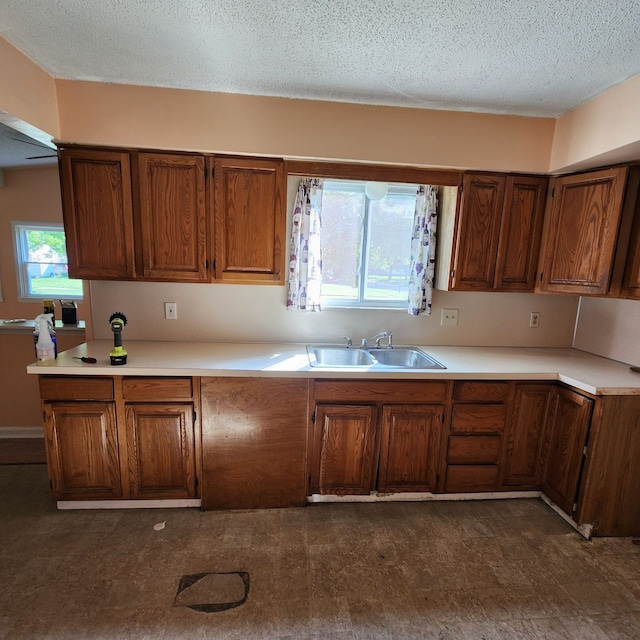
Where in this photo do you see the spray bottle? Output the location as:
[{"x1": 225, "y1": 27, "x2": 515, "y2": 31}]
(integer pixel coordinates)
[
  {"x1": 35, "y1": 313, "x2": 56, "y2": 365},
  {"x1": 33, "y1": 313, "x2": 57, "y2": 360}
]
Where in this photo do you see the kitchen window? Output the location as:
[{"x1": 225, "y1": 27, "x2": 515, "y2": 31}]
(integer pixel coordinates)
[
  {"x1": 321, "y1": 180, "x2": 418, "y2": 308},
  {"x1": 13, "y1": 222, "x2": 83, "y2": 300}
]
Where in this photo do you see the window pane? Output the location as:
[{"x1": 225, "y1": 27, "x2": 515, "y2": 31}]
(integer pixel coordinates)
[
  {"x1": 364, "y1": 194, "x2": 415, "y2": 301},
  {"x1": 26, "y1": 229, "x2": 68, "y2": 263},
  {"x1": 27, "y1": 262, "x2": 82, "y2": 297},
  {"x1": 321, "y1": 189, "x2": 365, "y2": 300}
]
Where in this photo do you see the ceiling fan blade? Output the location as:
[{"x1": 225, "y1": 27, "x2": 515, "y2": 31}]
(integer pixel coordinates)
[{"x1": 11, "y1": 137, "x2": 55, "y2": 150}]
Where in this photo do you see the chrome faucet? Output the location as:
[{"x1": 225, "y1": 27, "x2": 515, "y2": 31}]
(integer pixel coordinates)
[
  {"x1": 361, "y1": 331, "x2": 393, "y2": 348},
  {"x1": 342, "y1": 336, "x2": 353, "y2": 347}
]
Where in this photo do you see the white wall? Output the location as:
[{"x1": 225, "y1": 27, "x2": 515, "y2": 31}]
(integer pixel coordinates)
[
  {"x1": 573, "y1": 297, "x2": 640, "y2": 366},
  {"x1": 89, "y1": 280, "x2": 578, "y2": 348}
]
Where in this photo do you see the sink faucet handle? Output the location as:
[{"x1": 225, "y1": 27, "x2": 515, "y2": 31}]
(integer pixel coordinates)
[
  {"x1": 386, "y1": 330, "x2": 393, "y2": 348},
  {"x1": 342, "y1": 336, "x2": 353, "y2": 347}
]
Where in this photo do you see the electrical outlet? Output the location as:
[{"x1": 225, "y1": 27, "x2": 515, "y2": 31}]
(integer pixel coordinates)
[
  {"x1": 530, "y1": 312, "x2": 540, "y2": 328},
  {"x1": 441, "y1": 309, "x2": 459, "y2": 326},
  {"x1": 164, "y1": 302, "x2": 177, "y2": 320}
]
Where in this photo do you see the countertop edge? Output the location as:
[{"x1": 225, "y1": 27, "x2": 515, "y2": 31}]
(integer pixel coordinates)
[{"x1": 25, "y1": 341, "x2": 640, "y2": 396}]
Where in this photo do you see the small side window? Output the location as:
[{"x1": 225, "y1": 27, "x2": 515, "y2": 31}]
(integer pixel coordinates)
[{"x1": 13, "y1": 222, "x2": 83, "y2": 300}]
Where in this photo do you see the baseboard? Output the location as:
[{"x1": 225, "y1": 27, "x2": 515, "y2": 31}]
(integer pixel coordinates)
[
  {"x1": 307, "y1": 490, "x2": 541, "y2": 503},
  {"x1": 0, "y1": 427, "x2": 44, "y2": 438},
  {"x1": 57, "y1": 499, "x2": 202, "y2": 510}
]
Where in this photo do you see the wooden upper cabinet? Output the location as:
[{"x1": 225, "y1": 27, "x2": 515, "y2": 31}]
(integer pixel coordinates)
[
  {"x1": 620, "y1": 169, "x2": 640, "y2": 299},
  {"x1": 136, "y1": 153, "x2": 208, "y2": 282},
  {"x1": 537, "y1": 167, "x2": 628, "y2": 296},
  {"x1": 59, "y1": 148, "x2": 136, "y2": 279},
  {"x1": 439, "y1": 172, "x2": 547, "y2": 292},
  {"x1": 495, "y1": 175, "x2": 548, "y2": 291},
  {"x1": 213, "y1": 156, "x2": 285, "y2": 283},
  {"x1": 450, "y1": 173, "x2": 506, "y2": 290}
]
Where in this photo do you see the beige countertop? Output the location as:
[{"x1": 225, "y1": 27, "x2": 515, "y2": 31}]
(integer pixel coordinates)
[
  {"x1": 0, "y1": 319, "x2": 86, "y2": 334},
  {"x1": 26, "y1": 340, "x2": 640, "y2": 396}
]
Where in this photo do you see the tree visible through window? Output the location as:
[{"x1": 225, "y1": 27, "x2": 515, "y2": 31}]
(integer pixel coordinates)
[
  {"x1": 321, "y1": 180, "x2": 417, "y2": 308},
  {"x1": 13, "y1": 222, "x2": 83, "y2": 299}
]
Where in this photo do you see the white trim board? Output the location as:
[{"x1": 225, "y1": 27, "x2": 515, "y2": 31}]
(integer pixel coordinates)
[
  {"x1": 308, "y1": 491, "x2": 594, "y2": 539},
  {"x1": 307, "y1": 490, "x2": 541, "y2": 503},
  {"x1": 57, "y1": 498, "x2": 202, "y2": 510}
]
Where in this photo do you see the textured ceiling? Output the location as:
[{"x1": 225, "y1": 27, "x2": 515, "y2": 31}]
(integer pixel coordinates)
[{"x1": 1, "y1": 0, "x2": 640, "y2": 121}]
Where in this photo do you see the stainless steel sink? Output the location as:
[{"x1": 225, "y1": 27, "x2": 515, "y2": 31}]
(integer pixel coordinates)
[
  {"x1": 367, "y1": 347, "x2": 446, "y2": 369},
  {"x1": 307, "y1": 345, "x2": 376, "y2": 367},
  {"x1": 306, "y1": 345, "x2": 445, "y2": 369}
]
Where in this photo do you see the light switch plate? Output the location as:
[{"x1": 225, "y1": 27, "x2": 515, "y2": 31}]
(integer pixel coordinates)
[{"x1": 164, "y1": 302, "x2": 177, "y2": 320}]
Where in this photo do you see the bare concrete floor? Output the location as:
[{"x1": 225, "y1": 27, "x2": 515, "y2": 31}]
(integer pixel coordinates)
[{"x1": 1, "y1": 465, "x2": 639, "y2": 639}]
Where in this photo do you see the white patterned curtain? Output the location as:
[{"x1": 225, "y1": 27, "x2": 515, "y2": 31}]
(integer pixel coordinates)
[
  {"x1": 286, "y1": 178, "x2": 323, "y2": 311},
  {"x1": 408, "y1": 185, "x2": 438, "y2": 315}
]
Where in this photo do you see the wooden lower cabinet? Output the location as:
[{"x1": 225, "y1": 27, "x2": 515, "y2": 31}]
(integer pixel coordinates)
[
  {"x1": 502, "y1": 383, "x2": 553, "y2": 488},
  {"x1": 576, "y1": 395, "x2": 640, "y2": 536},
  {"x1": 309, "y1": 380, "x2": 448, "y2": 496},
  {"x1": 314, "y1": 404, "x2": 377, "y2": 495},
  {"x1": 125, "y1": 403, "x2": 196, "y2": 498},
  {"x1": 40, "y1": 376, "x2": 200, "y2": 502},
  {"x1": 378, "y1": 404, "x2": 443, "y2": 492},
  {"x1": 44, "y1": 401, "x2": 122, "y2": 500},
  {"x1": 538, "y1": 386, "x2": 594, "y2": 515},
  {"x1": 444, "y1": 381, "x2": 508, "y2": 492}
]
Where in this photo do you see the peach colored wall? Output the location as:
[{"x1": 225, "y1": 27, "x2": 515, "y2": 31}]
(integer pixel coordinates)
[
  {"x1": 551, "y1": 73, "x2": 640, "y2": 173},
  {"x1": 0, "y1": 37, "x2": 59, "y2": 137},
  {"x1": 0, "y1": 332, "x2": 84, "y2": 428},
  {"x1": 55, "y1": 80, "x2": 555, "y2": 173},
  {"x1": 0, "y1": 167, "x2": 88, "y2": 322}
]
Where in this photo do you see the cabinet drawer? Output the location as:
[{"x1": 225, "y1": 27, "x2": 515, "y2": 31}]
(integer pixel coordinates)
[
  {"x1": 447, "y1": 435, "x2": 501, "y2": 464},
  {"x1": 451, "y1": 404, "x2": 507, "y2": 433},
  {"x1": 313, "y1": 380, "x2": 449, "y2": 404},
  {"x1": 453, "y1": 381, "x2": 509, "y2": 402},
  {"x1": 445, "y1": 465, "x2": 499, "y2": 492},
  {"x1": 40, "y1": 376, "x2": 114, "y2": 401},
  {"x1": 122, "y1": 377, "x2": 193, "y2": 401}
]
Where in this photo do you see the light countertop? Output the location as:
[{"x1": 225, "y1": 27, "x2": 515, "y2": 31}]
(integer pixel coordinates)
[
  {"x1": 26, "y1": 340, "x2": 640, "y2": 396},
  {"x1": 1, "y1": 319, "x2": 86, "y2": 334}
]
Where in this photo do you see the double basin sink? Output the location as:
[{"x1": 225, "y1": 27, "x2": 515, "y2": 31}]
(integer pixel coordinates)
[{"x1": 306, "y1": 345, "x2": 446, "y2": 370}]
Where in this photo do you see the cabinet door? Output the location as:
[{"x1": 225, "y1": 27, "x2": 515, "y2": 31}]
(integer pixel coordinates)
[
  {"x1": 378, "y1": 404, "x2": 443, "y2": 492},
  {"x1": 44, "y1": 401, "x2": 121, "y2": 500},
  {"x1": 213, "y1": 156, "x2": 285, "y2": 283},
  {"x1": 137, "y1": 153, "x2": 208, "y2": 282},
  {"x1": 313, "y1": 404, "x2": 377, "y2": 495},
  {"x1": 538, "y1": 387, "x2": 593, "y2": 515},
  {"x1": 125, "y1": 403, "x2": 196, "y2": 499},
  {"x1": 450, "y1": 173, "x2": 506, "y2": 291},
  {"x1": 495, "y1": 176, "x2": 547, "y2": 291},
  {"x1": 59, "y1": 148, "x2": 136, "y2": 279},
  {"x1": 621, "y1": 189, "x2": 640, "y2": 299},
  {"x1": 538, "y1": 167, "x2": 628, "y2": 295},
  {"x1": 502, "y1": 383, "x2": 553, "y2": 488}
]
